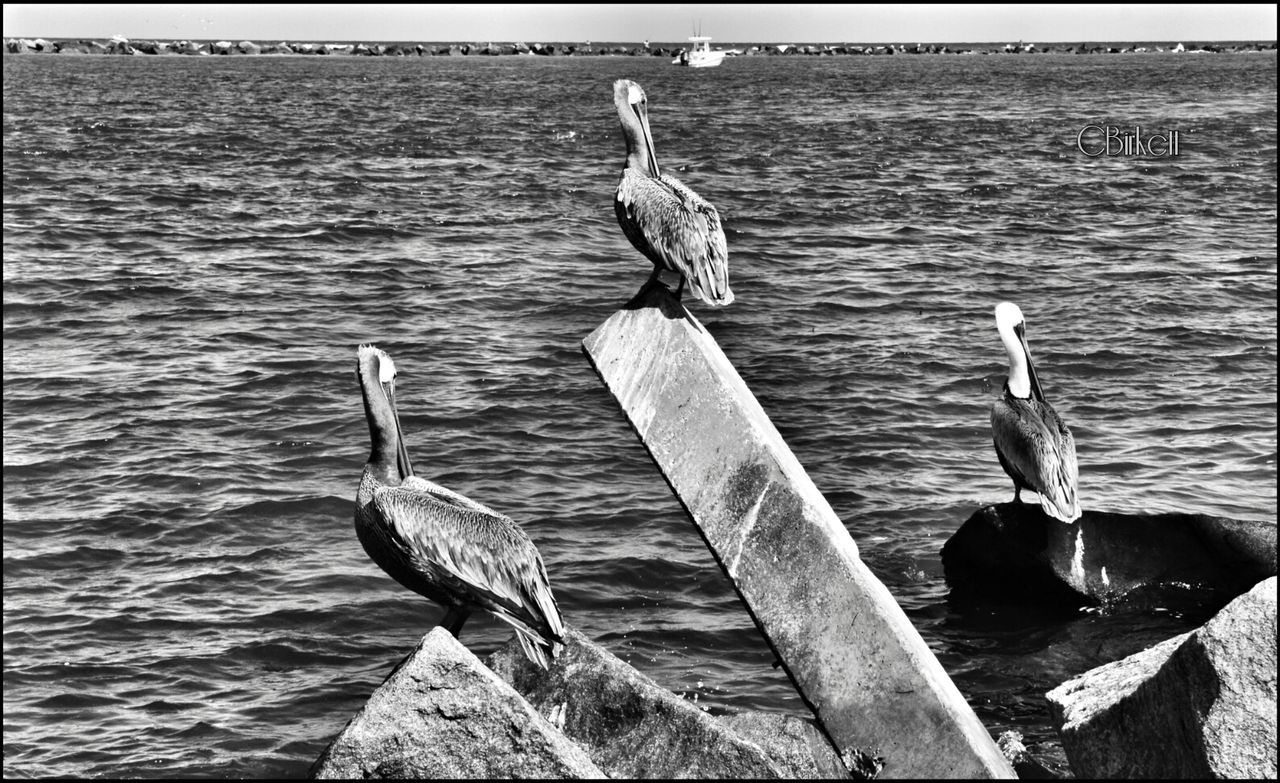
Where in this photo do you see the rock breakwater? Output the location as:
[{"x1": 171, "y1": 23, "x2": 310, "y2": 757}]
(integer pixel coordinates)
[{"x1": 5, "y1": 36, "x2": 1276, "y2": 58}]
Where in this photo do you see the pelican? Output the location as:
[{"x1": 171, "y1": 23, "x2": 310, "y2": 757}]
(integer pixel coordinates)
[
  {"x1": 990, "y1": 303, "x2": 1081, "y2": 523},
  {"x1": 354, "y1": 344, "x2": 564, "y2": 668},
  {"x1": 612, "y1": 78, "x2": 733, "y2": 306}
]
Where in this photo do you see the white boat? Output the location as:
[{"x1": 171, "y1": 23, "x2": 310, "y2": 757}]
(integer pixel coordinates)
[{"x1": 672, "y1": 35, "x2": 726, "y2": 68}]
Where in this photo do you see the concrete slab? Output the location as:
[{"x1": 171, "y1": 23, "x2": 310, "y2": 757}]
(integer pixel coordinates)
[{"x1": 581, "y1": 285, "x2": 1015, "y2": 779}]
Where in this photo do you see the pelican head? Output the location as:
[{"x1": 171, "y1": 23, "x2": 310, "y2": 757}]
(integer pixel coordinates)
[
  {"x1": 613, "y1": 78, "x2": 660, "y2": 179},
  {"x1": 356, "y1": 344, "x2": 414, "y2": 481},
  {"x1": 994, "y1": 302, "x2": 1044, "y2": 401}
]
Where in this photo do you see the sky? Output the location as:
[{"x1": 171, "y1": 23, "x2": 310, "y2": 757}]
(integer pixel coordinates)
[{"x1": 3, "y1": 3, "x2": 1277, "y2": 44}]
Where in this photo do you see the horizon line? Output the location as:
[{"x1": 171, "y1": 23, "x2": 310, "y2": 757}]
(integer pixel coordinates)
[{"x1": 6, "y1": 34, "x2": 1278, "y2": 46}]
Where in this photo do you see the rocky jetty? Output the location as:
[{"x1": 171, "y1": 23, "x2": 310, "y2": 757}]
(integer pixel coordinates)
[
  {"x1": 312, "y1": 625, "x2": 853, "y2": 779},
  {"x1": 941, "y1": 503, "x2": 1276, "y2": 609},
  {"x1": 5, "y1": 36, "x2": 1276, "y2": 57},
  {"x1": 1046, "y1": 576, "x2": 1277, "y2": 778}
]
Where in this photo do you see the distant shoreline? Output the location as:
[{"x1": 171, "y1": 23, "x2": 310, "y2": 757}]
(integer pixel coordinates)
[{"x1": 5, "y1": 36, "x2": 1277, "y2": 58}]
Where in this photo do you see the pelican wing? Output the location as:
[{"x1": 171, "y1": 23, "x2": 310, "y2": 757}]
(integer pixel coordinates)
[
  {"x1": 399, "y1": 475, "x2": 504, "y2": 517},
  {"x1": 371, "y1": 485, "x2": 564, "y2": 642},
  {"x1": 992, "y1": 397, "x2": 1081, "y2": 522},
  {"x1": 616, "y1": 168, "x2": 732, "y2": 304}
]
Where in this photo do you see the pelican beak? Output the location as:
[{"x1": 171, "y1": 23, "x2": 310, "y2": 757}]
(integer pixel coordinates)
[
  {"x1": 632, "y1": 100, "x2": 661, "y2": 179},
  {"x1": 384, "y1": 378, "x2": 414, "y2": 479},
  {"x1": 1017, "y1": 325, "x2": 1046, "y2": 401}
]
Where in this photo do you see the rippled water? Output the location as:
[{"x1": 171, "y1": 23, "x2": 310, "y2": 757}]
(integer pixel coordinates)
[{"x1": 4, "y1": 52, "x2": 1276, "y2": 778}]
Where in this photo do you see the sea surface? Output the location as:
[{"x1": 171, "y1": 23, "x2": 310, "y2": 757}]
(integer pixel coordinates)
[{"x1": 3, "y1": 51, "x2": 1276, "y2": 778}]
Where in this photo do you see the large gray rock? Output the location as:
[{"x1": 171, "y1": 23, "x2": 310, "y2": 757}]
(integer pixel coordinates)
[
  {"x1": 943, "y1": 503, "x2": 1276, "y2": 608},
  {"x1": 721, "y1": 711, "x2": 852, "y2": 778},
  {"x1": 487, "y1": 626, "x2": 846, "y2": 778},
  {"x1": 1046, "y1": 576, "x2": 1277, "y2": 778},
  {"x1": 310, "y1": 627, "x2": 605, "y2": 779}
]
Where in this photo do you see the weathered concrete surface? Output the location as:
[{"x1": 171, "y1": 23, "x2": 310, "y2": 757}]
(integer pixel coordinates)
[
  {"x1": 942, "y1": 503, "x2": 1276, "y2": 608},
  {"x1": 487, "y1": 625, "x2": 838, "y2": 778},
  {"x1": 1046, "y1": 576, "x2": 1277, "y2": 779},
  {"x1": 581, "y1": 285, "x2": 1014, "y2": 779},
  {"x1": 310, "y1": 627, "x2": 605, "y2": 779}
]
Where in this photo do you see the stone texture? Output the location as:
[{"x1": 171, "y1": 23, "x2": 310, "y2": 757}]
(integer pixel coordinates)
[
  {"x1": 487, "y1": 626, "x2": 823, "y2": 778},
  {"x1": 721, "y1": 711, "x2": 854, "y2": 778},
  {"x1": 581, "y1": 284, "x2": 1013, "y2": 779},
  {"x1": 942, "y1": 503, "x2": 1276, "y2": 608},
  {"x1": 310, "y1": 627, "x2": 605, "y2": 779},
  {"x1": 1046, "y1": 576, "x2": 1277, "y2": 779}
]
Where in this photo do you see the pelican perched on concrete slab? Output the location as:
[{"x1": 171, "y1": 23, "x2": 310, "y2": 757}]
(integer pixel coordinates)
[
  {"x1": 612, "y1": 78, "x2": 733, "y2": 306},
  {"x1": 354, "y1": 344, "x2": 564, "y2": 668},
  {"x1": 990, "y1": 303, "x2": 1081, "y2": 523}
]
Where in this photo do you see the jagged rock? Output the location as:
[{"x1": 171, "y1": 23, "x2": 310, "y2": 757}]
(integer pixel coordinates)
[
  {"x1": 54, "y1": 41, "x2": 91, "y2": 54},
  {"x1": 942, "y1": 503, "x2": 1275, "y2": 608},
  {"x1": 310, "y1": 627, "x2": 605, "y2": 779},
  {"x1": 107, "y1": 37, "x2": 135, "y2": 55},
  {"x1": 487, "y1": 626, "x2": 841, "y2": 778},
  {"x1": 1046, "y1": 576, "x2": 1277, "y2": 779},
  {"x1": 235, "y1": 40, "x2": 260, "y2": 55}
]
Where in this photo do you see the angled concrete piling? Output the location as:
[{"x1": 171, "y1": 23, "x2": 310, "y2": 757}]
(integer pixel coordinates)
[{"x1": 582, "y1": 285, "x2": 1015, "y2": 779}]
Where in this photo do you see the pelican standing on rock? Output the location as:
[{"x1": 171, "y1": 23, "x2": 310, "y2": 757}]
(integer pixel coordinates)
[
  {"x1": 353, "y1": 344, "x2": 565, "y2": 668},
  {"x1": 612, "y1": 78, "x2": 733, "y2": 306},
  {"x1": 990, "y1": 302, "x2": 1081, "y2": 523}
]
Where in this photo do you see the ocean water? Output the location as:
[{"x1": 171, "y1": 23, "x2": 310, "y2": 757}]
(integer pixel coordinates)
[{"x1": 3, "y1": 52, "x2": 1275, "y2": 778}]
